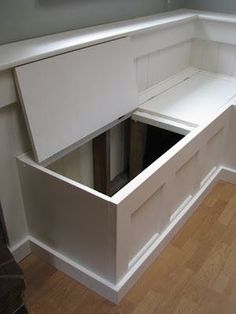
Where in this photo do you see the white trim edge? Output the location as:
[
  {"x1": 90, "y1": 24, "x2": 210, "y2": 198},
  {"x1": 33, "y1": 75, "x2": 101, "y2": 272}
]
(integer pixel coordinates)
[
  {"x1": 9, "y1": 236, "x2": 31, "y2": 262},
  {"x1": 29, "y1": 237, "x2": 119, "y2": 303},
  {"x1": 219, "y1": 167, "x2": 236, "y2": 184}
]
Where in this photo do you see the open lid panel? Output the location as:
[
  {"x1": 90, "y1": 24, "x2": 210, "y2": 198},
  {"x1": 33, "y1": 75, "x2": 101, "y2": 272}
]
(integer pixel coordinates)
[{"x1": 15, "y1": 37, "x2": 138, "y2": 163}]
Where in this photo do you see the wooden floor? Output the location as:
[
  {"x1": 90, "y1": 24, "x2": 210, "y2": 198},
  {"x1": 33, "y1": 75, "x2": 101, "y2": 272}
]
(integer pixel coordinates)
[{"x1": 20, "y1": 181, "x2": 236, "y2": 314}]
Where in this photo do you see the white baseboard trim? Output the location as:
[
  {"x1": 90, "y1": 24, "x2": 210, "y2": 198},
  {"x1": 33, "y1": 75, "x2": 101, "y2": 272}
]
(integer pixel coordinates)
[
  {"x1": 9, "y1": 166, "x2": 236, "y2": 303},
  {"x1": 9, "y1": 236, "x2": 31, "y2": 262},
  {"x1": 29, "y1": 236, "x2": 119, "y2": 303},
  {"x1": 219, "y1": 166, "x2": 236, "y2": 184}
]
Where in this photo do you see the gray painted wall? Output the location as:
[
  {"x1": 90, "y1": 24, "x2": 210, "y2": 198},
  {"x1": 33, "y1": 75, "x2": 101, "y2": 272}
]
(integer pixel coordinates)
[
  {"x1": 0, "y1": 0, "x2": 185, "y2": 45},
  {"x1": 186, "y1": 0, "x2": 236, "y2": 14}
]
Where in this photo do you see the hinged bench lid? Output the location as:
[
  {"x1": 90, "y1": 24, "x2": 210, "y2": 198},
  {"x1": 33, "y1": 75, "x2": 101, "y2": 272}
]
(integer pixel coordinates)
[
  {"x1": 15, "y1": 37, "x2": 138, "y2": 163},
  {"x1": 133, "y1": 70, "x2": 236, "y2": 134}
]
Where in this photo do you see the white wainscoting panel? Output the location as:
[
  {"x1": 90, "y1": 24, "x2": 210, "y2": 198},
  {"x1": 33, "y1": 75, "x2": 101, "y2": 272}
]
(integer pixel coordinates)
[
  {"x1": 158, "y1": 41, "x2": 191, "y2": 83},
  {"x1": 191, "y1": 39, "x2": 236, "y2": 77},
  {"x1": 174, "y1": 151, "x2": 199, "y2": 211},
  {"x1": 135, "y1": 40, "x2": 191, "y2": 92},
  {"x1": 201, "y1": 41, "x2": 219, "y2": 73},
  {"x1": 131, "y1": 20, "x2": 195, "y2": 59},
  {"x1": 136, "y1": 55, "x2": 149, "y2": 92},
  {"x1": 196, "y1": 19, "x2": 236, "y2": 46},
  {"x1": 218, "y1": 44, "x2": 236, "y2": 76},
  {"x1": 0, "y1": 70, "x2": 17, "y2": 108},
  {"x1": 0, "y1": 104, "x2": 29, "y2": 247},
  {"x1": 130, "y1": 184, "x2": 164, "y2": 262}
]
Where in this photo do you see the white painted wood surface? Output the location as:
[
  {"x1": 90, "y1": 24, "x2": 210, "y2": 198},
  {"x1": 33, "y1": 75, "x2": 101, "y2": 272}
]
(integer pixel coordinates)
[
  {"x1": 137, "y1": 71, "x2": 236, "y2": 126},
  {"x1": 131, "y1": 21, "x2": 194, "y2": 58},
  {"x1": 0, "y1": 10, "x2": 196, "y2": 72},
  {"x1": 132, "y1": 111, "x2": 194, "y2": 135},
  {"x1": 0, "y1": 70, "x2": 17, "y2": 108},
  {"x1": 2, "y1": 10, "x2": 236, "y2": 73},
  {"x1": 48, "y1": 141, "x2": 94, "y2": 189},
  {"x1": 139, "y1": 67, "x2": 198, "y2": 104},
  {"x1": 15, "y1": 38, "x2": 138, "y2": 163},
  {"x1": 135, "y1": 41, "x2": 192, "y2": 92},
  {"x1": 130, "y1": 185, "x2": 164, "y2": 261},
  {"x1": 1, "y1": 8, "x2": 236, "y2": 78},
  {"x1": 0, "y1": 104, "x2": 29, "y2": 247},
  {"x1": 114, "y1": 105, "x2": 230, "y2": 282},
  {"x1": 196, "y1": 18, "x2": 236, "y2": 46},
  {"x1": 191, "y1": 39, "x2": 236, "y2": 77},
  {"x1": 17, "y1": 155, "x2": 116, "y2": 282},
  {"x1": 223, "y1": 106, "x2": 236, "y2": 170}
]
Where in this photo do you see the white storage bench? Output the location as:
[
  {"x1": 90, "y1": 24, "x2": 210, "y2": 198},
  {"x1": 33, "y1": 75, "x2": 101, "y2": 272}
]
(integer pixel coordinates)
[{"x1": 15, "y1": 34, "x2": 236, "y2": 303}]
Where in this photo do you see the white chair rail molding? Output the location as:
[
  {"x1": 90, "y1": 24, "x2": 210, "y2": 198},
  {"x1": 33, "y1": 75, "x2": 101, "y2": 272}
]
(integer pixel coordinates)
[{"x1": 1, "y1": 9, "x2": 236, "y2": 303}]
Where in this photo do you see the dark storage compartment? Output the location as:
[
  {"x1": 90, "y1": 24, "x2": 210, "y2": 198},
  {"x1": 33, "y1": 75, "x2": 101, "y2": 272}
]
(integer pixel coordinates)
[
  {"x1": 144, "y1": 125, "x2": 184, "y2": 169},
  {"x1": 48, "y1": 118, "x2": 185, "y2": 197},
  {"x1": 127, "y1": 120, "x2": 184, "y2": 191}
]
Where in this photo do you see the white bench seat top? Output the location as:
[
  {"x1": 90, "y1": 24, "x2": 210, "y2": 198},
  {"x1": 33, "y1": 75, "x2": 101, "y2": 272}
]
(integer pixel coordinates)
[{"x1": 136, "y1": 70, "x2": 236, "y2": 132}]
